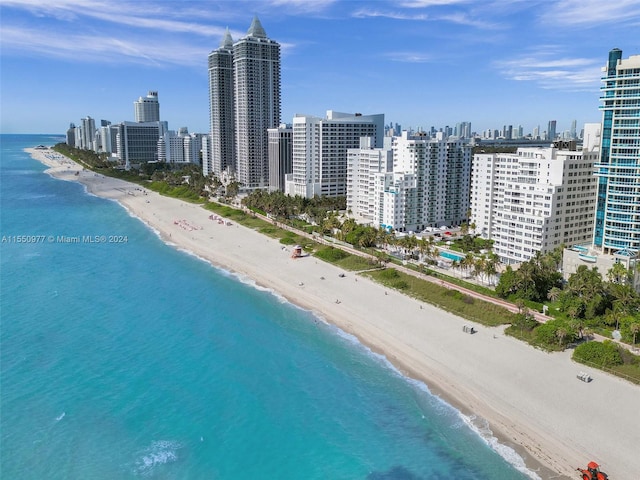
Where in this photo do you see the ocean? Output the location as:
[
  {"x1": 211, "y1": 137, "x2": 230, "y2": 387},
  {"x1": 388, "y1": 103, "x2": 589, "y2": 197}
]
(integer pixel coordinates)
[{"x1": 0, "y1": 134, "x2": 532, "y2": 479}]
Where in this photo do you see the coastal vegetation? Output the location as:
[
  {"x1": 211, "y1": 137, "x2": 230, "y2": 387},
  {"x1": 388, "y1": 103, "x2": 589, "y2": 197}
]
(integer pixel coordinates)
[
  {"x1": 496, "y1": 249, "x2": 640, "y2": 347},
  {"x1": 364, "y1": 267, "x2": 515, "y2": 327}
]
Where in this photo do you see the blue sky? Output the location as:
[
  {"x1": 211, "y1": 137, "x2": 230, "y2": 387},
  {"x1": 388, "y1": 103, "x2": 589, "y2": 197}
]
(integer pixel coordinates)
[{"x1": 1, "y1": 0, "x2": 639, "y2": 135}]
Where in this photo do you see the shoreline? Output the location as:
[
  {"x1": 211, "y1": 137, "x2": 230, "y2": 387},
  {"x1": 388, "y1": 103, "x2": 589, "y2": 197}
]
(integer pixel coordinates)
[{"x1": 27, "y1": 147, "x2": 640, "y2": 479}]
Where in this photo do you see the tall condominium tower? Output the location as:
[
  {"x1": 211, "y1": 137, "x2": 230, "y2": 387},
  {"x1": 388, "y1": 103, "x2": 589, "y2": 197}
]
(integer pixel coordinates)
[
  {"x1": 134, "y1": 91, "x2": 160, "y2": 123},
  {"x1": 593, "y1": 48, "x2": 640, "y2": 255},
  {"x1": 208, "y1": 17, "x2": 281, "y2": 188},
  {"x1": 208, "y1": 29, "x2": 235, "y2": 176},
  {"x1": 80, "y1": 116, "x2": 96, "y2": 150}
]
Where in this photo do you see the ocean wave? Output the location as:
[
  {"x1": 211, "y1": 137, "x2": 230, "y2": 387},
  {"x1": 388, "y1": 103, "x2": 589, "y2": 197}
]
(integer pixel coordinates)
[
  {"x1": 133, "y1": 440, "x2": 181, "y2": 477},
  {"x1": 459, "y1": 414, "x2": 542, "y2": 480}
]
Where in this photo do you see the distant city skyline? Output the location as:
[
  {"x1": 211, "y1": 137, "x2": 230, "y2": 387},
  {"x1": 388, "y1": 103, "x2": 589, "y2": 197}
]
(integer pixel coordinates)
[{"x1": 1, "y1": 0, "x2": 640, "y2": 134}]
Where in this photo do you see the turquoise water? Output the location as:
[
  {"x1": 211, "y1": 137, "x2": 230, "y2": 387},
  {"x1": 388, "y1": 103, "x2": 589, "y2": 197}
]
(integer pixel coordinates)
[
  {"x1": 1, "y1": 135, "x2": 530, "y2": 479},
  {"x1": 440, "y1": 251, "x2": 465, "y2": 262}
]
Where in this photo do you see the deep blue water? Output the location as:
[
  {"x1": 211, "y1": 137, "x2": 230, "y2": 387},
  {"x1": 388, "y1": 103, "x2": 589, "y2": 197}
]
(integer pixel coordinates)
[{"x1": 0, "y1": 134, "x2": 531, "y2": 479}]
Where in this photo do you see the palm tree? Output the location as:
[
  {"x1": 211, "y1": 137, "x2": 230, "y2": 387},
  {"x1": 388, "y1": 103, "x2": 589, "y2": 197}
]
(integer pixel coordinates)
[
  {"x1": 547, "y1": 287, "x2": 562, "y2": 303},
  {"x1": 462, "y1": 252, "x2": 475, "y2": 278},
  {"x1": 473, "y1": 256, "x2": 486, "y2": 283},
  {"x1": 484, "y1": 253, "x2": 500, "y2": 286},
  {"x1": 358, "y1": 228, "x2": 378, "y2": 248},
  {"x1": 451, "y1": 260, "x2": 460, "y2": 277},
  {"x1": 630, "y1": 323, "x2": 640, "y2": 344},
  {"x1": 556, "y1": 327, "x2": 568, "y2": 347},
  {"x1": 607, "y1": 262, "x2": 628, "y2": 285},
  {"x1": 339, "y1": 218, "x2": 357, "y2": 241},
  {"x1": 417, "y1": 238, "x2": 429, "y2": 262}
]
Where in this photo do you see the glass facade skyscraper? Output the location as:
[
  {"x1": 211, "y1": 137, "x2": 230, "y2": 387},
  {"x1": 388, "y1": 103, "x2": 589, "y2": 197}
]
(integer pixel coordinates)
[{"x1": 593, "y1": 49, "x2": 640, "y2": 254}]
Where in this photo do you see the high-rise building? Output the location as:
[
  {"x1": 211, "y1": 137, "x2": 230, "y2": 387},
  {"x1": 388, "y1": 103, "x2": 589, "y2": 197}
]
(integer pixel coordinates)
[
  {"x1": 267, "y1": 124, "x2": 293, "y2": 192},
  {"x1": 285, "y1": 111, "x2": 384, "y2": 198},
  {"x1": 134, "y1": 91, "x2": 160, "y2": 123},
  {"x1": 570, "y1": 119, "x2": 577, "y2": 140},
  {"x1": 208, "y1": 17, "x2": 281, "y2": 188},
  {"x1": 114, "y1": 121, "x2": 167, "y2": 169},
  {"x1": 372, "y1": 131, "x2": 471, "y2": 233},
  {"x1": 346, "y1": 137, "x2": 393, "y2": 222},
  {"x1": 547, "y1": 120, "x2": 557, "y2": 141},
  {"x1": 80, "y1": 116, "x2": 96, "y2": 150},
  {"x1": 471, "y1": 143, "x2": 599, "y2": 264},
  {"x1": 66, "y1": 123, "x2": 76, "y2": 147},
  {"x1": 593, "y1": 48, "x2": 640, "y2": 255},
  {"x1": 208, "y1": 29, "x2": 235, "y2": 177}
]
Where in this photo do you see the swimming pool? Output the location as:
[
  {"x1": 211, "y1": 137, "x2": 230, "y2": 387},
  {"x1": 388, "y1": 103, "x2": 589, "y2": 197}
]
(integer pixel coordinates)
[{"x1": 439, "y1": 251, "x2": 465, "y2": 261}]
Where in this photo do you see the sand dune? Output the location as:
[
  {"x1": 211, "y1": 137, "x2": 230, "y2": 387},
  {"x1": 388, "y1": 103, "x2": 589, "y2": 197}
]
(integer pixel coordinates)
[{"x1": 29, "y1": 148, "x2": 640, "y2": 480}]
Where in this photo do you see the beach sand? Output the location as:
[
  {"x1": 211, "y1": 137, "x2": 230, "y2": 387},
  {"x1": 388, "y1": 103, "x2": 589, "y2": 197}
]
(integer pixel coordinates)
[{"x1": 28, "y1": 148, "x2": 640, "y2": 479}]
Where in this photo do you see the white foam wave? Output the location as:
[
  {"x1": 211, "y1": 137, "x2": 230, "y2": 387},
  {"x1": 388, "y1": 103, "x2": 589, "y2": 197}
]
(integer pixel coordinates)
[
  {"x1": 133, "y1": 440, "x2": 181, "y2": 477},
  {"x1": 459, "y1": 413, "x2": 542, "y2": 480},
  {"x1": 326, "y1": 322, "x2": 541, "y2": 479},
  {"x1": 55, "y1": 412, "x2": 65, "y2": 422}
]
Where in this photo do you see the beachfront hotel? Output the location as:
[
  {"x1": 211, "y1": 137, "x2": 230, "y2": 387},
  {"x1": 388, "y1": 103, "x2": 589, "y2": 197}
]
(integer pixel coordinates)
[
  {"x1": 370, "y1": 131, "x2": 471, "y2": 233},
  {"x1": 208, "y1": 17, "x2": 281, "y2": 189},
  {"x1": 285, "y1": 111, "x2": 384, "y2": 198},
  {"x1": 471, "y1": 140, "x2": 599, "y2": 265}
]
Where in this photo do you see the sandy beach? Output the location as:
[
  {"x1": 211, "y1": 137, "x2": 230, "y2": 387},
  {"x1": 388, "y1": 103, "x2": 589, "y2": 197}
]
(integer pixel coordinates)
[{"x1": 28, "y1": 148, "x2": 640, "y2": 480}]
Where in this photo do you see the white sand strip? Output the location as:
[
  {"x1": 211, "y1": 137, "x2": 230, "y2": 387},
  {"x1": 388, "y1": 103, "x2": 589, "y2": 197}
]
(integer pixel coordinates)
[{"x1": 27, "y1": 148, "x2": 640, "y2": 480}]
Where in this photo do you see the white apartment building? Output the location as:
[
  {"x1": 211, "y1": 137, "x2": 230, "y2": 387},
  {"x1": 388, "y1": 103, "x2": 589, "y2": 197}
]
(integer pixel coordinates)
[
  {"x1": 134, "y1": 91, "x2": 160, "y2": 123},
  {"x1": 285, "y1": 111, "x2": 384, "y2": 199},
  {"x1": 371, "y1": 131, "x2": 471, "y2": 232},
  {"x1": 471, "y1": 145, "x2": 599, "y2": 264},
  {"x1": 346, "y1": 137, "x2": 393, "y2": 222},
  {"x1": 158, "y1": 129, "x2": 203, "y2": 165}
]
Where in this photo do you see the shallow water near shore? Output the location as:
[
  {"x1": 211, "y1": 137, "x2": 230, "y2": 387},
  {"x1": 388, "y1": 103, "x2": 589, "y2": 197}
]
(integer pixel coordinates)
[{"x1": 1, "y1": 134, "x2": 532, "y2": 479}]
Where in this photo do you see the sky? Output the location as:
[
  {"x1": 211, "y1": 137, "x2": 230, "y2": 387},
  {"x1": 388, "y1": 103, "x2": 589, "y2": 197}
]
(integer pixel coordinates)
[{"x1": 1, "y1": 0, "x2": 640, "y2": 136}]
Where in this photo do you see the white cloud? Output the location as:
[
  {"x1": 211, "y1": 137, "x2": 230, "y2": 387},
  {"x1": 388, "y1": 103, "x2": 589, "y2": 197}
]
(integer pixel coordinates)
[
  {"x1": 265, "y1": 0, "x2": 338, "y2": 13},
  {"x1": 399, "y1": 0, "x2": 471, "y2": 7},
  {"x1": 352, "y1": 8, "x2": 429, "y2": 20},
  {"x1": 1, "y1": 25, "x2": 208, "y2": 67},
  {"x1": 539, "y1": 0, "x2": 640, "y2": 27},
  {"x1": 495, "y1": 52, "x2": 602, "y2": 91},
  {"x1": 384, "y1": 51, "x2": 432, "y2": 63},
  {"x1": 1, "y1": 0, "x2": 236, "y2": 37}
]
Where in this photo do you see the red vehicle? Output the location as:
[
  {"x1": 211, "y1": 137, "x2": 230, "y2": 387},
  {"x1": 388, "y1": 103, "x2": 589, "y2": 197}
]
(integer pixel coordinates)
[{"x1": 577, "y1": 461, "x2": 608, "y2": 480}]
